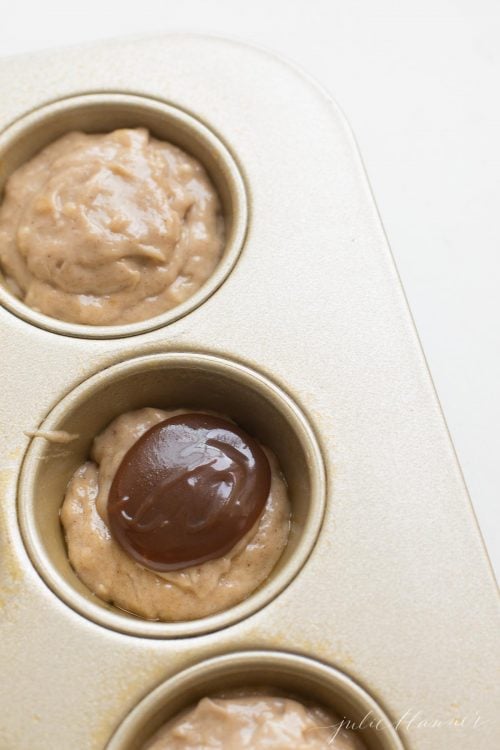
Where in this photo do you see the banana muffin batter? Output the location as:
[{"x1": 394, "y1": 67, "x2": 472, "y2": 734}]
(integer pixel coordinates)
[
  {"x1": 60, "y1": 409, "x2": 290, "y2": 620},
  {"x1": 0, "y1": 128, "x2": 224, "y2": 325},
  {"x1": 144, "y1": 695, "x2": 365, "y2": 749}
]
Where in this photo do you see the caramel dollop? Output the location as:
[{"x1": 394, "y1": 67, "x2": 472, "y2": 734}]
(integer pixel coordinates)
[{"x1": 108, "y1": 413, "x2": 271, "y2": 571}]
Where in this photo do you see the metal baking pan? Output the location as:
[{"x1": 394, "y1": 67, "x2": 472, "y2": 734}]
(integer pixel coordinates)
[{"x1": 0, "y1": 34, "x2": 498, "y2": 750}]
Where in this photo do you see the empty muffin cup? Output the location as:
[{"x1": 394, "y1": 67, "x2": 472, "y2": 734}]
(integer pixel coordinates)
[
  {"x1": 0, "y1": 93, "x2": 247, "y2": 337},
  {"x1": 106, "y1": 650, "x2": 406, "y2": 749},
  {"x1": 18, "y1": 352, "x2": 326, "y2": 637}
]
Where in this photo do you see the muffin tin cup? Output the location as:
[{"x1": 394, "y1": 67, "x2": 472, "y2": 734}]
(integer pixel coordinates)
[
  {"x1": 18, "y1": 352, "x2": 326, "y2": 638},
  {"x1": 107, "y1": 650, "x2": 405, "y2": 750},
  {"x1": 0, "y1": 92, "x2": 248, "y2": 338}
]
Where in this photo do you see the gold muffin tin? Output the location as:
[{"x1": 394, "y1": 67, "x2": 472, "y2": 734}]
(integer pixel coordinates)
[{"x1": 0, "y1": 34, "x2": 498, "y2": 750}]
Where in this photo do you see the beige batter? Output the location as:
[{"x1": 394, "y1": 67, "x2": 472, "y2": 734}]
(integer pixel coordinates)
[
  {"x1": 60, "y1": 409, "x2": 290, "y2": 621},
  {"x1": 144, "y1": 695, "x2": 365, "y2": 749},
  {"x1": 0, "y1": 128, "x2": 224, "y2": 325}
]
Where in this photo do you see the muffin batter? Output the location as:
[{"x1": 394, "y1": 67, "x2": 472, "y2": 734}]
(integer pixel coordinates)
[
  {"x1": 144, "y1": 695, "x2": 365, "y2": 749},
  {"x1": 0, "y1": 128, "x2": 224, "y2": 325},
  {"x1": 60, "y1": 409, "x2": 290, "y2": 620}
]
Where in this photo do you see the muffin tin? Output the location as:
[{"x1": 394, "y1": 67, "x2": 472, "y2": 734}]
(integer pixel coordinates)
[{"x1": 0, "y1": 34, "x2": 498, "y2": 750}]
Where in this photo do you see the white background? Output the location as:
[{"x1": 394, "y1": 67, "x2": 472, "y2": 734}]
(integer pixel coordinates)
[{"x1": 1, "y1": 0, "x2": 498, "y2": 580}]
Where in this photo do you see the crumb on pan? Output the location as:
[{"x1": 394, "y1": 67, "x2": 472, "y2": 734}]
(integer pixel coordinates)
[{"x1": 25, "y1": 429, "x2": 79, "y2": 444}]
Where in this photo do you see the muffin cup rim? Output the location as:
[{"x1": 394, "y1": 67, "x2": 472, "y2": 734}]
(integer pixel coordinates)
[
  {"x1": 18, "y1": 352, "x2": 326, "y2": 638},
  {"x1": 105, "y1": 649, "x2": 407, "y2": 750},
  {"x1": 0, "y1": 92, "x2": 248, "y2": 339}
]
